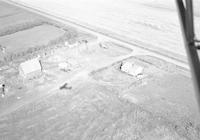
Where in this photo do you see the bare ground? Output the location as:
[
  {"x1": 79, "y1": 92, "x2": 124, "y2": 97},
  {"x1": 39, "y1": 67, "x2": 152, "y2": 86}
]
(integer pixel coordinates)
[
  {"x1": 0, "y1": 79, "x2": 191, "y2": 140},
  {"x1": 0, "y1": 54, "x2": 199, "y2": 140},
  {"x1": 0, "y1": 1, "x2": 200, "y2": 140}
]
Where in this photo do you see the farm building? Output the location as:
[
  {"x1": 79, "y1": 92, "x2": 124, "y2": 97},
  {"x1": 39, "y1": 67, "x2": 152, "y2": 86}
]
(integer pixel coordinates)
[{"x1": 19, "y1": 57, "x2": 42, "y2": 79}]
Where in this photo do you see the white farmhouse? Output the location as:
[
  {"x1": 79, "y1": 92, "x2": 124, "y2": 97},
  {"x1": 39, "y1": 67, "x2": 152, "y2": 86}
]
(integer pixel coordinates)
[
  {"x1": 120, "y1": 62, "x2": 144, "y2": 77},
  {"x1": 19, "y1": 58, "x2": 42, "y2": 79}
]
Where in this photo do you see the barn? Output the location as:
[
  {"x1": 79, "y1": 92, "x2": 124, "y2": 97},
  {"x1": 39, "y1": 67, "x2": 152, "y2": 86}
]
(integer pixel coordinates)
[{"x1": 19, "y1": 57, "x2": 42, "y2": 79}]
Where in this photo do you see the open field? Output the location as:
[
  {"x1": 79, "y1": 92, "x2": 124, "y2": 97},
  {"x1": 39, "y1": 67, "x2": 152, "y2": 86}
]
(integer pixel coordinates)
[
  {"x1": 6, "y1": 0, "x2": 200, "y2": 62},
  {"x1": 0, "y1": 1, "x2": 20, "y2": 16},
  {"x1": 0, "y1": 13, "x2": 44, "y2": 37},
  {"x1": 0, "y1": 1, "x2": 98, "y2": 63},
  {"x1": 0, "y1": 81, "x2": 194, "y2": 140},
  {"x1": 0, "y1": 24, "x2": 65, "y2": 53},
  {"x1": 1, "y1": 30, "x2": 199, "y2": 139},
  {"x1": 0, "y1": 1, "x2": 45, "y2": 37},
  {"x1": 0, "y1": 51, "x2": 199, "y2": 139},
  {"x1": 91, "y1": 55, "x2": 200, "y2": 137},
  {"x1": 0, "y1": 1, "x2": 200, "y2": 140}
]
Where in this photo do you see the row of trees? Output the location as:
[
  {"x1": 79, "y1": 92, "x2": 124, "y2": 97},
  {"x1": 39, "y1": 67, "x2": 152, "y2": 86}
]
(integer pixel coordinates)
[
  {"x1": 1, "y1": 29, "x2": 78, "y2": 63},
  {"x1": 0, "y1": 20, "x2": 80, "y2": 64},
  {"x1": 0, "y1": 20, "x2": 45, "y2": 37}
]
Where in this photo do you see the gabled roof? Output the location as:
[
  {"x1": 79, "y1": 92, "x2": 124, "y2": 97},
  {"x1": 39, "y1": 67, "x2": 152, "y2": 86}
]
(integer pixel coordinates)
[{"x1": 19, "y1": 58, "x2": 41, "y2": 76}]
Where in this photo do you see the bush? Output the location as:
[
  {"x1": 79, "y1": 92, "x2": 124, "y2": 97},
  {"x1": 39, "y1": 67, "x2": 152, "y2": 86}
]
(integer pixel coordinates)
[{"x1": 1, "y1": 22, "x2": 80, "y2": 63}]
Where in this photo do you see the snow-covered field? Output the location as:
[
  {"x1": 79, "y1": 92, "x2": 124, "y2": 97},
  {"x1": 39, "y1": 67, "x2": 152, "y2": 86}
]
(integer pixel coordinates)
[
  {"x1": 5, "y1": 0, "x2": 200, "y2": 62},
  {"x1": 1, "y1": 1, "x2": 200, "y2": 139},
  {"x1": 0, "y1": 24, "x2": 65, "y2": 53}
]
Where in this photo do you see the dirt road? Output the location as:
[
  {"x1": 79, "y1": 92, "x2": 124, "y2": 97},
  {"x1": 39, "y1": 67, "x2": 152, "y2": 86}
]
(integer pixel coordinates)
[
  {"x1": 5, "y1": 0, "x2": 200, "y2": 63},
  {"x1": 0, "y1": 1, "x2": 200, "y2": 140}
]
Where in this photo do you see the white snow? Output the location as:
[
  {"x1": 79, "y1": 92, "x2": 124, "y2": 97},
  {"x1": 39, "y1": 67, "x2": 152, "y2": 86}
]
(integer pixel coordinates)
[
  {"x1": 8, "y1": 0, "x2": 200, "y2": 59},
  {"x1": 58, "y1": 62, "x2": 71, "y2": 71},
  {"x1": 19, "y1": 57, "x2": 42, "y2": 78},
  {"x1": 58, "y1": 58, "x2": 79, "y2": 71},
  {"x1": 121, "y1": 62, "x2": 143, "y2": 76}
]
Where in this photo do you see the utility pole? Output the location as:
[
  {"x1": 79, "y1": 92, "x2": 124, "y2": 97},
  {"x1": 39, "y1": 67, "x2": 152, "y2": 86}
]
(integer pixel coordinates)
[{"x1": 176, "y1": 0, "x2": 200, "y2": 110}]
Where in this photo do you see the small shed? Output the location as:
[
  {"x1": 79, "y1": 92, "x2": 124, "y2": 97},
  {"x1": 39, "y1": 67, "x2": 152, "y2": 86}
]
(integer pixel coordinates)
[
  {"x1": 65, "y1": 39, "x2": 79, "y2": 48},
  {"x1": 58, "y1": 62, "x2": 71, "y2": 72},
  {"x1": 120, "y1": 62, "x2": 143, "y2": 76},
  {"x1": 58, "y1": 59, "x2": 79, "y2": 72},
  {"x1": 19, "y1": 58, "x2": 42, "y2": 79}
]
